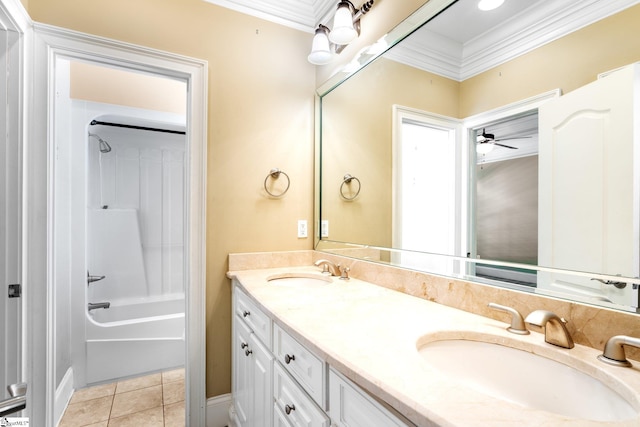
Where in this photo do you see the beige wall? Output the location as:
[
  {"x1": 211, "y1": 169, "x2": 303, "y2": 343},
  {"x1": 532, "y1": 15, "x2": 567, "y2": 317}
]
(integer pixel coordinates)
[
  {"x1": 28, "y1": 0, "x2": 316, "y2": 398},
  {"x1": 321, "y1": 58, "x2": 459, "y2": 247},
  {"x1": 460, "y1": 3, "x2": 640, "y2": 116},
  {"x1": 70, "y1": 61, "x2": 187, "y2": 115}
]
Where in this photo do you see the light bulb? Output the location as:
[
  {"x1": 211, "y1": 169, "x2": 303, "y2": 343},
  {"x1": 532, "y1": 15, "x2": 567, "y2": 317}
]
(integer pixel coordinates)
[
  {"x1": 478, "y1": 0, "x2": 505, "y2": 11},
  {"x1": 330, "y1": 2, "x2": 357, "y2": 45},
  {"x1": 308, "y1": 26, "x2": 332, "y2": 65},
  {"x1": 476, "y1": 142, "x2": 495, "y2": 154}
]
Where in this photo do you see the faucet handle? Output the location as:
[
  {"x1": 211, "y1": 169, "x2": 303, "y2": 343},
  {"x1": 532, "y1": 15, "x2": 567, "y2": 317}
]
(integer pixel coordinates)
[
  {"x1": 339, "y1": 266, "x2": 350, "y2": 280},
  {"x1": 598, "y1": 335, "x2": 640, "y2": 367},
  {"x1": 488, "y1": 303, "x2": 529, "y2": 335}
]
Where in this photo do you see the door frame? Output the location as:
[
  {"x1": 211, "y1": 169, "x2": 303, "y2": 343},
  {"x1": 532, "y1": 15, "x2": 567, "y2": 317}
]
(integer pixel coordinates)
[
  {"x1": 0, "y1": 0, "x2": 28, "y2": 415},
  {"x1": 29, "y1": 23, "x2": 208, "y2": 426}
]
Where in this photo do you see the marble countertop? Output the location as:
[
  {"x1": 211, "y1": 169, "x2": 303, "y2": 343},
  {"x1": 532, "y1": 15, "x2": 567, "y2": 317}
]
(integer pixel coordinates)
[{"x1": 228, "y1": 266, "x2": 640, "y2": 427}]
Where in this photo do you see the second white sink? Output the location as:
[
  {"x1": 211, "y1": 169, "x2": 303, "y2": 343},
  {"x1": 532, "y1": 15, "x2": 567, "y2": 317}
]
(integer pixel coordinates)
[{"x1": 418, "y1": 336, "x2": 638, "y2": 422}]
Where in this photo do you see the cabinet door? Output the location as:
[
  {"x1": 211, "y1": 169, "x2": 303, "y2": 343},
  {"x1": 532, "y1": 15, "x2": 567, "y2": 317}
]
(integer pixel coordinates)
[
  {"x1": 234, "y1": 283, "x2": 272, "y2": 347},
  {"x1": 273, "y1": 324, "x2": 326, "y2": 408},
  {"x1": 329, "y1": 369, "x2": 409, "y2": 427},
  {"x1": 274, "y1": 363, "x2": 330, "y2": 427},
  {"x1": 233, "y1": 314, "x2": 253, "y2": 426},
  {"x1": 251, "y1": 333, "x2": 274, "y2": 426}
]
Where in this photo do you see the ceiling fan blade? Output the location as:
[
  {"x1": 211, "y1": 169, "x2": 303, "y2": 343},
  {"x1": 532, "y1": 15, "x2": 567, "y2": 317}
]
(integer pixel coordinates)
[
  {"x1": 493, "y1": 135, "x2": 533, "y2": 142},
  {"x1": 494, "y1": 142, "x2": 518, "y2": 149}
]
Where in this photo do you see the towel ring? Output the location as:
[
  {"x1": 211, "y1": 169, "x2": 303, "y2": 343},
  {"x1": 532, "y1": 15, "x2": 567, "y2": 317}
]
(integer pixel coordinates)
[
  {"x1": 340, "y1": 174, "x2": 361, "y2": 201},
  {"x1": 264, "y1": 168, "x2": 290, "y2": 198}
]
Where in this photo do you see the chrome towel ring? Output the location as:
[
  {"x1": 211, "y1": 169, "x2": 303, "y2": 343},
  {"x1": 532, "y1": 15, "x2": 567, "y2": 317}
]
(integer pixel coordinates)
[
  {"x1": 340, "y1": 174, "x2": 361, "y2": 201},
  {"x1": 264, "y1": 168, "x2": 290, "y2": 198}
]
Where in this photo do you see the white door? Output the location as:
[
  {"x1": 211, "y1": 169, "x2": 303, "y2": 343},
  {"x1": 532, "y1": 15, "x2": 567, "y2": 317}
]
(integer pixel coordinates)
[
  {"x1": 0, "y1": 21, "x2": 26, "y2": 417},
  {"x1": 538, "y1": 64, "x2": 640, "y2": 308},
  {"x1": 392, "y1": 106, "x2": 461, "y2": 275}
]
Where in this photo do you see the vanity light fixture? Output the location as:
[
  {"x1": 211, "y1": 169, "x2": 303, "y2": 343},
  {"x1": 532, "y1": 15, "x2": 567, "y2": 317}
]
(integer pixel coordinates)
[
  {"x1": 308, "y1": 0, "x2": 375, "y2": 65},
  {"x1": 478, "y1": 0, "x2": 505, "y2": 11}
]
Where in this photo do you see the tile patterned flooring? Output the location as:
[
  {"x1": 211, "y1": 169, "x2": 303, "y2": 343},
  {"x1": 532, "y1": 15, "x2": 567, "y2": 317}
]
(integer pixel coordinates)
[{"x1": 59, "y1": 368, "x2": 185, "y2": 427}]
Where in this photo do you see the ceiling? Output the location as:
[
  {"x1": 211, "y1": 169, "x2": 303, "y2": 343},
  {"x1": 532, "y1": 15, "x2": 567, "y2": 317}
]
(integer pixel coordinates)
[
  {"x1": 202, "y1": 0, "x2": 336, "y2": 33},
  {"x1": 205, "y1": 0, "x2": 639, "y2": 81},
  {"x1": 386, "y1": 0, "x2": 640, "y2": 81}
]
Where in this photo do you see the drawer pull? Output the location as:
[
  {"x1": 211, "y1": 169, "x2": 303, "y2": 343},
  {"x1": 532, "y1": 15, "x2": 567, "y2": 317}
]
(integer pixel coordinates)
[
  {"x1": 243, "y1": 310, "x2": 250, "y2": 317},
  {"x1": 241, "y1": 342, "x2": 248, "y2": 349},
  {"x1": 285, "y1": 404, "x2": 296, "y2": 415},
  {"x1": 245, "y1": 349, "x2": 253, "y2": 356},
  {"x1": 284, "y1": 354, "x2": 295, "y2": 364}
]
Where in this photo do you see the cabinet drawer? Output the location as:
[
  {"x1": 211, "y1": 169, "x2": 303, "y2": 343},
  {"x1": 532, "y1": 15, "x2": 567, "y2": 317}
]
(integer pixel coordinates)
[
  {"x1": 273, "y1": 324, "x2": 326, "y2": 408},
  {"x1": 234, "y1": 283, "x2": 272, "y2": 348},
  {"x1": 329, "y1": 368, "x2": 410, "y2": 427},
  {"x1": 274, "y1": 363, "x2": 330, "y2": 427}
]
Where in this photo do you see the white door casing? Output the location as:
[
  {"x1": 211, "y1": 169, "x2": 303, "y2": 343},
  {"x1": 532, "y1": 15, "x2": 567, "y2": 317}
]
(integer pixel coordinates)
[
  {"x1": 538, "y1": 63, "x2": 640, "y2": 309},
  {"x1": 30, "y1": 23, "x2": 208, "y2": 426}
]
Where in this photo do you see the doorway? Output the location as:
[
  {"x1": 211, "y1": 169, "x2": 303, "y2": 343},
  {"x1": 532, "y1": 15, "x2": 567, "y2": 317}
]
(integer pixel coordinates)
[{"x1": 30, "y1": 25, "x2": 207, "y2": 426}]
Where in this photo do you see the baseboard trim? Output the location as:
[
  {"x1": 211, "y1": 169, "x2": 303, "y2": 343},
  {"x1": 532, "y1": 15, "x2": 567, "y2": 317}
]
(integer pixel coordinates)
[
  {"x1": 206, "y1": 393, "x2": 233, "y2": 427},
  {"x1": 54, "y1": 367, "x2": 75, "y2": 425}
]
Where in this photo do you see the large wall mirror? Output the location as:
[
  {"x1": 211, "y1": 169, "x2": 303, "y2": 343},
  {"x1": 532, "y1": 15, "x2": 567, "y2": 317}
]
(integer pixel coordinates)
[{"x1": 317, "y1": 0, "x2": 640, "y2": 313}]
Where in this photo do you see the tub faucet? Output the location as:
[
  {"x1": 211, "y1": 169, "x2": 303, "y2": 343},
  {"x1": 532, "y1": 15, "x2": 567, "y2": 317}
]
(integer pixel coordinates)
[
  {"x1": 88, "y1": 302, "x2": 110, "y2": 311},
  {"x1": 525, "y1": 310, "x2": 574, "y2": 349},
  {"x1": 87, "y1": 271, "x2": 106, "y2": 285},
  {"x1": 314, "y1": 259, "x2": 340, "y2": 276},
  {"x1": 598, "y1": 335, "x2": 640, "y2": 367}
]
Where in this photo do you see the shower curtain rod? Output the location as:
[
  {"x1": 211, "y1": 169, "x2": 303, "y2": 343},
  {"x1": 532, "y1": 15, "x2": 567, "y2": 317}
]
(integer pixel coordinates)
[{"x1": 90, "y1": 120, "x2": 186, "y2": 135}]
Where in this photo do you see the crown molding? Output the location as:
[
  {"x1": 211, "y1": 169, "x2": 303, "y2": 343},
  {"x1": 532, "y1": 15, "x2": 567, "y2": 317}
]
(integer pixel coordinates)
[
  {"x1": 202, "y1": 0, "x2": 335, "y2": 33},
  {"x1": 388, "y1": 0, "x2": 640, "y2": 81}
]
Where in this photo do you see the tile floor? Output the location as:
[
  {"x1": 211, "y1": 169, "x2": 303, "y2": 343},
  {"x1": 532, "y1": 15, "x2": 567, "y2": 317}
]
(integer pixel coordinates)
[{"x1": 58, "y1": 368, "x2": 185, "y2": 427}]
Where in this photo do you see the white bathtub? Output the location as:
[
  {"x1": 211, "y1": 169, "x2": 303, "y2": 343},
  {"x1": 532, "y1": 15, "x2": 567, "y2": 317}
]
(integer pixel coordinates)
[{"x1": 85, "y1": 295, "x2": 185, "y2": 384}]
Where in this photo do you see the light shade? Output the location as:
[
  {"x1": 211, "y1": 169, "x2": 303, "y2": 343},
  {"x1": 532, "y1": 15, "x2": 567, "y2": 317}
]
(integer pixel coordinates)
[
  {"x1": 476, "y1": 142, "x2": 495, "y2": 154},
  {"x1": 308, "y1": 26, "x2": 333, "y2": 65},
  {"x1": 330, "y1": 1, "x2": 358, "y2": 45},
  {"x1": 478, "y1": 0, "x2": 505, "y2": 11}
]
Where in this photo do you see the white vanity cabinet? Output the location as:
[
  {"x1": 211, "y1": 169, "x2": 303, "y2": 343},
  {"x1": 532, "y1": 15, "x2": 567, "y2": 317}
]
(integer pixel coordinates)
[
  {"x1": 232, "y1": 283, "x2": 274, "y2": 427},
  {"x1": 231, "y1": 279, "x2": 412, "y2": 427}
]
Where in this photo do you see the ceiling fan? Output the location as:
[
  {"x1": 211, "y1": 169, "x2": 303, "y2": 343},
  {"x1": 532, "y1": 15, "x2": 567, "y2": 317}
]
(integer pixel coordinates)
[{"x1": 476, "y1": 128, "x2": 531, "y2": 154}]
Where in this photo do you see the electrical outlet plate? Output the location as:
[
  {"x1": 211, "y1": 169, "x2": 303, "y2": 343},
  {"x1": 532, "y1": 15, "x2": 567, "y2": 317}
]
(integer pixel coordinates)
[
  {"x1": 297, "y1": 220, "x2": 308, "y2": 238},
  {"x1": 321, "y1": 220, "x2": 329, "y2": 238}
]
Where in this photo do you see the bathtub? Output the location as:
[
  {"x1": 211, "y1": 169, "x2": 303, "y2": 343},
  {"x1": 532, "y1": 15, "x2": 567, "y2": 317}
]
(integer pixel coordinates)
[{"x1": 85, "y1": 295, "x2": 185, "y2": 384}]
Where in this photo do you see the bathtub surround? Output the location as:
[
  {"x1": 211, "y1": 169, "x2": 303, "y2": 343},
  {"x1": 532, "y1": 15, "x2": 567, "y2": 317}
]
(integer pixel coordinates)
[{"x1": 228, "y1": 250, "x2": 640, "y2": 362}]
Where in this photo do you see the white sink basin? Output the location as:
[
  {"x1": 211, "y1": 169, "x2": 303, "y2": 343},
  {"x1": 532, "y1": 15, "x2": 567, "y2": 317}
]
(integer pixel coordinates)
[
  {"x1": 267, "y1": 273, "x2": 332, "y2": 287},
  {"x1": 418, "y1": 337, "x2": 638, "y2": 422}
]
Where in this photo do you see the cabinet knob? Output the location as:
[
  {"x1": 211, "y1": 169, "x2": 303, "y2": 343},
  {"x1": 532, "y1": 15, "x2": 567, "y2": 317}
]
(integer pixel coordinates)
[
  {"x1": 285, "y1": 404, "x2": 296, "y2": 415},
  {"x1": 243, "y1": 310, "x2": 250, "y2": 317},
  {"x1": 284, "y1": 354, "x2": 295, "y2": 364},
  {"x1": 240, "y1": 342, "x2": 248, "y2": 349},
  {"x1": 245, "y1": 349, "x2": 252, "y2": 356}
]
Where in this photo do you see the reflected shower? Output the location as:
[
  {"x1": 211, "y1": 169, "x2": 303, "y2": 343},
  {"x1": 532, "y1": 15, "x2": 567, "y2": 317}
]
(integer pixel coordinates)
[{"x1": 89, "y1": 132, "x2": 112, "y2": 153}]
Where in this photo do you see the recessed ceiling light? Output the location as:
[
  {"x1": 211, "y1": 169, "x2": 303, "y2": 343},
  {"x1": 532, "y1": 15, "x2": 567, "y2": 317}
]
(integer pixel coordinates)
[{"x1": 478, "y1": 0, "x2": 505, "y2": 11}]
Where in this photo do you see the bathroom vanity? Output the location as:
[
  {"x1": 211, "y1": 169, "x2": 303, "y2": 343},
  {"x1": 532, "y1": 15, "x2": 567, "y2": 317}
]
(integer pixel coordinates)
[{"x1": 228, "y1": 262, "x2": 640, "y2": 427}]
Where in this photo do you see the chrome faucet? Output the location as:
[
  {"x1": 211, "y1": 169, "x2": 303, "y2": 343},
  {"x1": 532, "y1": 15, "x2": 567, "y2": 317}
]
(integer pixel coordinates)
[
  {"x1": 88, "y1": 302, "x2": 110, "y2": 311},
  {"x1": 525, "y1": 310, "x2": 574, "y2": 349},
  {"x1": 488, "y1": 303, "x2": 529, "y2": 335},
  {"x1": 314, "y1": 259, "x2": 340, "y2": 276},
  {"x1": 598, "y1": 335, "x2": 640, "y2": 367}
]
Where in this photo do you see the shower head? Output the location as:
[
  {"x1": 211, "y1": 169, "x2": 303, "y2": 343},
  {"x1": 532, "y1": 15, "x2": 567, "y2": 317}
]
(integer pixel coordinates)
[{"x1": 89, "y1": 132, "x2": 112, "y2": 153}]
